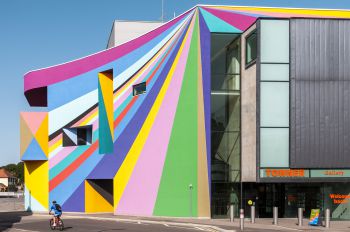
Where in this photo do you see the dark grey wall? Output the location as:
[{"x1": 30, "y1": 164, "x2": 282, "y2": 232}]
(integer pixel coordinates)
[{"x1": 290, "y1": 19, "x2": 350, "y2": 168}]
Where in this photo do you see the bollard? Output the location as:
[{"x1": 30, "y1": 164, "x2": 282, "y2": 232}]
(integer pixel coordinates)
[
  {"x1": 325, "y1": 208, "x2": 330, "y2": 228},
  {"x1": 273, "y1": 207, "x2": 278, "y2": 225},
  {"x1": 230, "y1": 204, "x2": 234, "y2": 222},
  {"x1": 251, "y1": 205, "x2": 255, "y2": 224},
  {"x1": 240, "y1": 208, "x2": 244, "y2": 230},
  {"x1": 298, "y1": 208, "x2": 303, "y2": 226}
]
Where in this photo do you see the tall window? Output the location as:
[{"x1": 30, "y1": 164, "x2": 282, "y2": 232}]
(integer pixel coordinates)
[{"x1": 246, "y1": 30, "x2": 257, "y2": 66}]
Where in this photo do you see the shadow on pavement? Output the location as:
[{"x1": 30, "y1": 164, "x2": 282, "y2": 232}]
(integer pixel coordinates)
[{"x1": 0, "y1": 211, "x2": 32, "y2": 231}]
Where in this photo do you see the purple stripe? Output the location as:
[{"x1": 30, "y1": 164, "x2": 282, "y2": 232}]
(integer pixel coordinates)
[
  {"x1": 61, "y1": 181, "x2": 85, "y2": 212},
  {"x1": 199, "y1": 11, "x2": 212, "y2": 197},
  {"x1": 87, "y1": 18, "x2": 191, "y2": 180}
]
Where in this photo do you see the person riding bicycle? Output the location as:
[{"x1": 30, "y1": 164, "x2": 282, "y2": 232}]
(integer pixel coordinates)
[{"x1": 49, "y1": 200, "x2": 62, "y2": 227}]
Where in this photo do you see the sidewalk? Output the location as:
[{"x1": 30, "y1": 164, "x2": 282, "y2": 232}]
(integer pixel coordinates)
[{"x1": 32, "y1": 212, "x2": 350, "y2": 231}]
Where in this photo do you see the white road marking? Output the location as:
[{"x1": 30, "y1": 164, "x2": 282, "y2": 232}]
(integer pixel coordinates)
[
  {"x1": 194, "y1": 226, "x2": 206, "y2": 231},
  {"x1": 274, "y1": 225, "x2": 303, "y2": 231},
  {"x1": 13, "y1": 229, "x2": 40, "y2": 232}
]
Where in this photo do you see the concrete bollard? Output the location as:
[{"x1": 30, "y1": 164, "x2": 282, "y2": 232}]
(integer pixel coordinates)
[
  {"x1": 230, "y1": 204, "x2": 234, "y2": 222},
  {"x1": 298, "y1": 208, "x2": 303, "y2": 226},
  {"x1": 240, "y1": 208, "x2": 244, "y2": 230},
  {"x1": 251, "y1": 205, "x2": 255, "y2": 224},
  {"x1": 325, "y1": 208, "x2": 330, "y2": 228},
  {"x1": 273, "y1": 207, "x2": 278, "y2": 225}
]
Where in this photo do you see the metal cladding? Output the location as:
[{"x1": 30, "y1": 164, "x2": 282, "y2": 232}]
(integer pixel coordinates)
[{"x1": 290, "y1": 19, "x2": 350, "y2": 168}]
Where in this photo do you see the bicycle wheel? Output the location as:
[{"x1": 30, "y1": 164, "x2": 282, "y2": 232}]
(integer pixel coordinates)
[
  {"x1": 49, "y1": 219, "x2": 55, "y2": 230},
  {"x1": 58, "y1": 219, "x2": 64, "y2": 231}
]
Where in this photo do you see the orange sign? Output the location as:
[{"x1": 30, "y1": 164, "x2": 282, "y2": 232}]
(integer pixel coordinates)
[
  {"x1": 329, "y1": 194, "x2": 350, "y2": 204},
  {"x1": 265, "y1": 169, "x2": 305, "y2": 177}
]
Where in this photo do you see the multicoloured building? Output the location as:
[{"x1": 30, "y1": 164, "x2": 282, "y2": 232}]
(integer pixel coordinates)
[{"x1": 21, "y1": 5, "x2": 350, "y2": 219}]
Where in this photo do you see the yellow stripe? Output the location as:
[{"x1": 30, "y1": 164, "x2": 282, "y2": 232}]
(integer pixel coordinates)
[
  {"x1": 99, "y1": 72, "x2": 114, "y2": 137},
  {"x1": 80, "y1": 110, "x2": 98, "y2": 126},
  {"x1": 113, "y1": 13, "x2": 197, "y2": 211}
]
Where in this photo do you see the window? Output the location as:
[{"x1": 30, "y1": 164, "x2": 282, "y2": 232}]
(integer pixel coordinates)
[
  {"x1": 245, "y1": 30, "x2": 257, "y2": 66},
  {"x1": 62, "y1": 125, "x2": 92, "y2": 147},
  {"x1": 133, "y1": 82, "x2": 146, "y2": 96}
]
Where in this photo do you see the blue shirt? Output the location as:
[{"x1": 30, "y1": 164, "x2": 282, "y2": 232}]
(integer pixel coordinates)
[{"x1": 50, "y1": 204, "x2": 61, "y2": 215}]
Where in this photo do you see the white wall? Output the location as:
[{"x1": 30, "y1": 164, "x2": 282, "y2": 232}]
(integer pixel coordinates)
[
  {"x1": 0, "y1": 178, "x2": 9, "y2": 187},
  {"x1": 107, "y1": 21, "x2": 164, "y2": 48}
]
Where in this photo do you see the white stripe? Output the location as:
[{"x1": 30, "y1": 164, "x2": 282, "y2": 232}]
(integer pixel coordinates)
[
  {"x1": 113, "y1": 13, "x2": 192, "y2": 91},
  {"x1": 49, "y1": 90, "x2": 97, "y2": 134}
]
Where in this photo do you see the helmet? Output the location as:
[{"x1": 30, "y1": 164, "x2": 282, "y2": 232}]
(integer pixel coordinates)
[{"x1": 52, "y1": 200, "x2": 57, "y2": 204}]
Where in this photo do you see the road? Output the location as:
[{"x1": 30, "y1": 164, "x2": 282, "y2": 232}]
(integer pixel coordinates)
[{"x1": 0, "y1": 212, "x2": 290, "y2": 232}]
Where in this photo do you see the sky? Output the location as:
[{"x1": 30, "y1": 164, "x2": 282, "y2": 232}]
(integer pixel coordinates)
[{"x1": 0, "y1": 0, "x2": 350, "y2": 166}]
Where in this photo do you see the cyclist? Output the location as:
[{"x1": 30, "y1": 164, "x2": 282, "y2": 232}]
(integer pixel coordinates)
[{"x1": 49, "y1": 200, "x2": 62, "y2": 227}]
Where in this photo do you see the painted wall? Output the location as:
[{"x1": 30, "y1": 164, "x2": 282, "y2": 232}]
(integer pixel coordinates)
[{"x1": 21, "y1": 5, "x2": 350, "y2": 217}]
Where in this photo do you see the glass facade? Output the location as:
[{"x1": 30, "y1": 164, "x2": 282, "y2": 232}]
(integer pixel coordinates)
[
  {"x1": 242, "y1": 183, "x2": 350, "y2": 220},
  {"x1": 259, "y1": 19, "x2": 290, "y2": 168},
  {"x1": 210, "y1": 20, "x2": 350, "y2": 221},
  {"x1": 211, "y1": 34, "x2": 241, "y2": 218}
]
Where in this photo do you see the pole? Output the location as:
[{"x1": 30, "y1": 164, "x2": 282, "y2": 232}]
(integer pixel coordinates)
[
  {"x1": 161, "y1": 0, "x2": 164, "y2": 22},
  {"x1": 189, "y1": 184, "x2": 193, "y2": 217},
  {"x1": 251, "y1": 205, "x2": 255, "y2": 223},
  {"x1": 240, "y1": 208, "x2": 244, "y2": 230},
  {"x1": 273, "y1": 207, "x2": 278, "y2": 225},
  {"x1": 298, "y1": 208, "x2": 303, "y2": 226},
  {"x1": 325, "y1": 208, "x2": 330, "y2": 228},
  {"x1": 230, "y1": 204, "x2": 234, "y2": 222}
]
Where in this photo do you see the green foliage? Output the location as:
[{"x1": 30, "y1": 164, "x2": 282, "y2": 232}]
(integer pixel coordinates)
[{"x1": 1, "y1": 162, "x2": 24, "y2": 184}]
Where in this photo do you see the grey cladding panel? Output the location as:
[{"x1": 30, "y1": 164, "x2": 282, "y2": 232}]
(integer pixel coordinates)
[{"x1": 290, "y1": 19, "x2": 350, "y2": 168}]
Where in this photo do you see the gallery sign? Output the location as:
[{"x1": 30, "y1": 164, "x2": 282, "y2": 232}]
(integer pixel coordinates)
[
  {"x1": 260, "y1": 169, "x2": 309, "y2": 178},
  {"x1": 310, "y1": 170, "x2": 350, "y2": 178}
]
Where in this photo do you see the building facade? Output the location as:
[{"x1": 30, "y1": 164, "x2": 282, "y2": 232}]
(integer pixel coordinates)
[
  {"x1": 106, "y1": 20, "x2": 164, "y2": 48},
  {"x1": 21, "y1": 5, "x2": 350, "y2": 219},
  {"x1": 0, "y1": 168, "x2": 17, "y2": 191}
]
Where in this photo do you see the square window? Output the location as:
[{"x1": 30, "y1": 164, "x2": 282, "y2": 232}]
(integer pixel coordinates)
[
  {"x1": 245, "y1": 30, "x2": 257, "y2": 66},
  {"x1": 62, "y1": 125, "x2": 92, "y2": 147},
  {"x1": 133, "y1": 82, "x2": 146, "y2": 96}
]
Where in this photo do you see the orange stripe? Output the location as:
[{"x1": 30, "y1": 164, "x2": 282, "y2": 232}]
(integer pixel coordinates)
[{"x1": 49, "y1": 141, "x2": 99, "y2": 191}]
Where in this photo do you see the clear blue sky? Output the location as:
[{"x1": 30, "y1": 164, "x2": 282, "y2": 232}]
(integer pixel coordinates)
[{"x1": 0, "y1": 0, "x2": 349, "y2": 166}]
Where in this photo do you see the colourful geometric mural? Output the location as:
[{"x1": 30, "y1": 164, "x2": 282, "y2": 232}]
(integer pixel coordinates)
[{"x1": 21, "y1": 5, "x2": 350, "y2": 217}]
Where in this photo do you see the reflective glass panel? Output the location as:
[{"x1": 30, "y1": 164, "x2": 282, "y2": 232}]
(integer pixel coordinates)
[
  {"x1": 260, "y1": 82, "x2": 289, "y2": 127},
  {"x1": 260, "y1": 128, "x2": 289, "y2": 167},
  {"x1": 260, "y1": 20, "x2": 289, "y2": 63}
]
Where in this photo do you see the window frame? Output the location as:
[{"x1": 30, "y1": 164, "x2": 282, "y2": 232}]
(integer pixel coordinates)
[
  {"x1": 132, "y1": 82, "x2": 146, "y2": 96},
  {"x1": 62, "y1": 125, "x2": 93, "y2": 147},
  {"x1": 245, "y1": 29, "x2": 257, "y2": 68}
]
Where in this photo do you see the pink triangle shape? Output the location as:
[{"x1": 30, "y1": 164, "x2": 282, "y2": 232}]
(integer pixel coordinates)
[{"x1": 20, "y1": 112, "x2": 47, "y2": 135}]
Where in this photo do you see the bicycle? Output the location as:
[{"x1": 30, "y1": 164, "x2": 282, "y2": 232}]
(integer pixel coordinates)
[{"x1": 50, "y1": 216, "x2": 64, "y2": 231}]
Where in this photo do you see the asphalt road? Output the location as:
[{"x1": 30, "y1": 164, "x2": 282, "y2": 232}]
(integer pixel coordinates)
[{"x1": 0, "y1": 212, "x2": 289, "y2": 232}]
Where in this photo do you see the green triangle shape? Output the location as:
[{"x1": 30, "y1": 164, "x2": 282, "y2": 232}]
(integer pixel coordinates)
[{"x1": 199, "y1": 8, "x2": 242, "y2": 33}]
